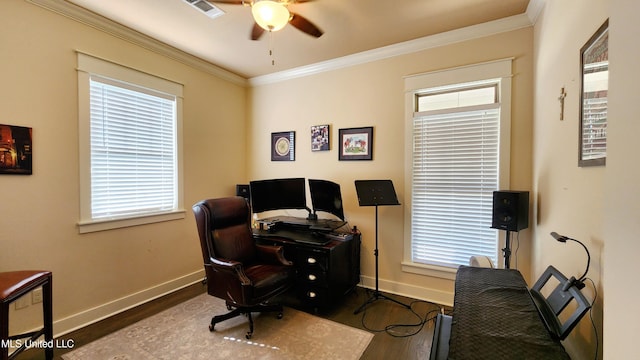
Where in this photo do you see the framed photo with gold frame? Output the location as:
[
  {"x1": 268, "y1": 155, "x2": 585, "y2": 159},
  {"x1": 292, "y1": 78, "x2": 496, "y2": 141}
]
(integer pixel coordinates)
[{"x1": 271, "y1": 131, "x2": 295, "y2": 161}]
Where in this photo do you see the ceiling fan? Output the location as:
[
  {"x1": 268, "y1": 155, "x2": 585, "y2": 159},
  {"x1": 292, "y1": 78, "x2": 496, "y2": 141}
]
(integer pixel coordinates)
[{"x1": 211, "y1": 0, "x2": 323, "y2": 40}]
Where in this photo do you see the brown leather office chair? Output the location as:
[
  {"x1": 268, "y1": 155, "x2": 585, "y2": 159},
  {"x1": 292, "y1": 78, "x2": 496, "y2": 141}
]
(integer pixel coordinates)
[{"x1": 192, "y1": 197, "x2": 294, "y2": 339}]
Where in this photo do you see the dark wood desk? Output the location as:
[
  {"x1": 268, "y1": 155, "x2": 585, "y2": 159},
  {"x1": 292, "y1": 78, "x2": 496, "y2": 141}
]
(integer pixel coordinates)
[
  {"x1": 253, "y1": 224, "x2": 360, "y2": 309},
  {"x1": 431, "y1": 266, "x2": 569, "y2": 360}
]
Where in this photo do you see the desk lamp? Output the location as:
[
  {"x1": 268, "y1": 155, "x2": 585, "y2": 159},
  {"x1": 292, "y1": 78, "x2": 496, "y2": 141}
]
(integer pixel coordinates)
[{"x1": 550, "y1": 232, "x2": 590, "y2": 290}]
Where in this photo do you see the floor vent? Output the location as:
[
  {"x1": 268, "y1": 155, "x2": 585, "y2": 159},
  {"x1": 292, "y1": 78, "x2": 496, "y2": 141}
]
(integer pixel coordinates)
[{"x1": 184, "y1": 0, "x2": 225, "y2": 19}]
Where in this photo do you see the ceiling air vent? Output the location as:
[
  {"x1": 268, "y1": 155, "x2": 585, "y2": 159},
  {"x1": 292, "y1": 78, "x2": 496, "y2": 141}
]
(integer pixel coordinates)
[{"x1": 184, "y1": 0, "x2": 225, "y2": 19}]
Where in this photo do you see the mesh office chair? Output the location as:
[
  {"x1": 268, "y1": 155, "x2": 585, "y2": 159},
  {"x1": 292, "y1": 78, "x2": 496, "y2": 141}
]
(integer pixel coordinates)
[{"x1": 192, "y1": 197, "x2": 294, "y2": 339}]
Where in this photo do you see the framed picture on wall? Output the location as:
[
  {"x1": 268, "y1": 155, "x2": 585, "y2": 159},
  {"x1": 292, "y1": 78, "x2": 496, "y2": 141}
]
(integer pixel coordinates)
[
  {"x1": 339, "y1": 126, "x2": 373, "y2": 161},
  {"x1": 0, "y1": 124, "x2": 32, "y2": 175},
  {"x1": 311, "y1": 124, "x2": 330, "y2": 151},
  {"x1": 578, "y1": 19, "x2": 608, "y2": 167},
  {"x1": 271, "y1": 131, "x2": 295, "y2": 161}
]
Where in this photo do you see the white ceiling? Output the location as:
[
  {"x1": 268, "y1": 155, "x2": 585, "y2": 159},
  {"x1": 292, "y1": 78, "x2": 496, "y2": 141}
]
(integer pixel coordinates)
[{"x1": 65, "y1": 0, "x2": 531, "y2": 79}]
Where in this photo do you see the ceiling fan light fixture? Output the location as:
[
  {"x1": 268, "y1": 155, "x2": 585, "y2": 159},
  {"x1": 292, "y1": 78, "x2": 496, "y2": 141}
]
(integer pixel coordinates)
[{"x1": 252, "y1": 0, "x2": 290, "y2": 32}]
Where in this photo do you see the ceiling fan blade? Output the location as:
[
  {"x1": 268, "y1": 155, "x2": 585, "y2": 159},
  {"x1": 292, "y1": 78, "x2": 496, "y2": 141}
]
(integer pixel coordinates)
[
  {"x1": 289, "y1": 13, "x2": 323, "y2": 38},
  {"x1": 209, "y1": 1, "x2": 315, "y2": 5},
  {"x1": 251, "y1": 22, "x2": 266, "y2": 40}
]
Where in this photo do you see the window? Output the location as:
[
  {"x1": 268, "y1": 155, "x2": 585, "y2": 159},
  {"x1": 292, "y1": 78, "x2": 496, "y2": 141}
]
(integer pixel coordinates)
[
  {"x1": 403, "y1": 59, "x2": 512, "y2": 277},
  {"x1": 77, "y1": 53, "x2": 184, "y2": 233}
]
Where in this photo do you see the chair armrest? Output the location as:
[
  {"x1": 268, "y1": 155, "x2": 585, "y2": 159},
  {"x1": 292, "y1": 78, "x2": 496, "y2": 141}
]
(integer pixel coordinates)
[
  {"x1": 210, "y1": 256, "x2": 241, "y2": 268},
  {"x1": 208, "y1": 257, "x2": 252, "y2": 285},
  {"x1": 255, "y1": 244, "x2": 293, "y2": 266}
]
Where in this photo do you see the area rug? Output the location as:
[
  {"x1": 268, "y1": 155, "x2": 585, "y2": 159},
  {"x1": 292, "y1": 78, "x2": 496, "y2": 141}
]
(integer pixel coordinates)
[{"x1": 62, "y1": 293, "x2": 373, "y2": 360}]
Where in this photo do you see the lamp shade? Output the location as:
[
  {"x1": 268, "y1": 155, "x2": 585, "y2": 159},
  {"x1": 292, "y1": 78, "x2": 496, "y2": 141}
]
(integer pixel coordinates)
[{"x1": 252, "y1": 1, "x2": 290, "y2": 31}]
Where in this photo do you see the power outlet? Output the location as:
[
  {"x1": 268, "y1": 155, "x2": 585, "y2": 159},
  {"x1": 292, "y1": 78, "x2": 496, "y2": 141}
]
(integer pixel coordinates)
[
  {"x1": 32, "y1": 288, "x2": 43, "y2": 304},
  {"x1": 15, "y1": 296, "x2": 30, "y2": 310}
]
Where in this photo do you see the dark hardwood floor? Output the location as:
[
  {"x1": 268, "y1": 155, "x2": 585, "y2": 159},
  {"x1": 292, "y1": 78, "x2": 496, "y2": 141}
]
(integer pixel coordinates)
[
  {"x1": 15, "y1": 283, "x2": 447, "y2": 360},
  {"x1": 322, "y1": 288, "x2": 446, "y2": 360}
]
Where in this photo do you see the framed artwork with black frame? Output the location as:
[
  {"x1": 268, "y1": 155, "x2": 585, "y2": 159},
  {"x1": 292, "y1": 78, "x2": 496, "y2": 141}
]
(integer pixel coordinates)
[
  {"x1": 271, "y1": 131, "x2": 295, "y2": 161},
  {"x1": 339, "y1": 126, "x2": 373, "y2": 161},
  {"x1": 579, "y1": 19, "x2": 608, "y2": 167},
  {"x1": 311, "y1": 124, "x2": 330, "y2": 151},
  {"x1": 0, "y1": 124, "x2": 32, "y2": 175}
]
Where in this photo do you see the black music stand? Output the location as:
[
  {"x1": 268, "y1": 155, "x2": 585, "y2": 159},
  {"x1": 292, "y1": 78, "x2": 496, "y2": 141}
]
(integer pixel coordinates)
[{"x1": 353, "y1": 180, "x2": 410, "y2": 314}]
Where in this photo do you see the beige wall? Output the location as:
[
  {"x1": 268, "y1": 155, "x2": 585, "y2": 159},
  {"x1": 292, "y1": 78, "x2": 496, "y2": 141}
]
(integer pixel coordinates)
[
  {"x1": 532, "y1": 1, "x2": 613, "y2": 358},
  {"x1": 248, "y1": 28, "x2": 534, "y2": 302},
  {"x1": 604, "y1": 0, "x2": 640, "y2": 358},
  {"x1": 0, "y1": 0, "x2": 246, "y2": 335},
  {"x1": 5, "y1": 0, "x2": 635, "y2": 358},
  {"x1": 533, "y1": 0, "x2": 640, "y2": 358}
]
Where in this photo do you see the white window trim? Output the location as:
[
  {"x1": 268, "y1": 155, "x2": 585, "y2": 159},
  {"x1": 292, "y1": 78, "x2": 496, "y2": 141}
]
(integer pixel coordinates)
[
  {"x1": 76, "y1": 51, "x2": 185, "y2": 233},
  {"x1": 402, "y1": 58, "x2": 513, "y2": 278}
]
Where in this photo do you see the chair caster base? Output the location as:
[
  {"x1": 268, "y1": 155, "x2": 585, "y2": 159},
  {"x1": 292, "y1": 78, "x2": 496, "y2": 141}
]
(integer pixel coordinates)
[{"x1": 207, "y1": 304, "x2": 284, "y2": 338}]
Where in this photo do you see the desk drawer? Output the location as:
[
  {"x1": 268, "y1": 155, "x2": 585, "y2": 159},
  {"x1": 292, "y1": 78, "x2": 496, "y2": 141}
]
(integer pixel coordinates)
[
  {"x1": 297, "y1": 286, "x2": 328, "y2": 304},
  {"x1": 295, "y1": 249, "x2": 328, "y2": 270},
  {"x1": 296, "y1": 268, "x2": 327, "y2": 286}
]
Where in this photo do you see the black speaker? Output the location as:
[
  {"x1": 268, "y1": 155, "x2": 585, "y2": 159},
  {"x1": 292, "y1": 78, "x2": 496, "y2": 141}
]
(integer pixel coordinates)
[
  {"x1": 236, "y1": 184, "x2": 250, "y2": 200},
  {"x1": 491, "y1": 190, "x2": 529, "y2": 231}
]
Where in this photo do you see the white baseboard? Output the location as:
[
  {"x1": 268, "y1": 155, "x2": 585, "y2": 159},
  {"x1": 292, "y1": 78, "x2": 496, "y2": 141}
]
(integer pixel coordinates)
[
  {"x1": 53, "y1": 270, "x2": 448, "y2": 338},
  {"x1": 358, "y1": 275, "x2": 454, "y2": 307},
  {"x1": 54, "y1": 269, "x2": 205, "y2": 337}
]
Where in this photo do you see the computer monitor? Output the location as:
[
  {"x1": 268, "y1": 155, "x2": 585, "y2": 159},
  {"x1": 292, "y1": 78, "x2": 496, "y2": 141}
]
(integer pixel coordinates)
[
  {"x1": 249, "y1": 178, "x2": 308, "y2": 214},
  {"x1": 308, "y1": 179, "x2": 345, "y2": 221}
]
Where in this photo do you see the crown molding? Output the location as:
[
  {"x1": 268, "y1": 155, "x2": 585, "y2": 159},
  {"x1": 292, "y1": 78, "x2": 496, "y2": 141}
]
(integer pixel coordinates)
[
  {"x1": 27, "y1": 0, "x2": 248, "y2": 87},
  {"x1": 526, "y1": 0, "x2": 546, "y2": 24},
  {"x1": 249, "y1": 13, "x2": 534, "y2": 86},
  {"x1": 27, "y1": 0, "x2": 541, "y2": 88}
]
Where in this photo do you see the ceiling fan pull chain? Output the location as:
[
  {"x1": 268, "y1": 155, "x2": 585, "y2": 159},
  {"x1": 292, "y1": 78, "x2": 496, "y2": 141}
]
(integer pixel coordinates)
[{"x1": 269, "y1": 31, "x2": 276, "y2": 66}]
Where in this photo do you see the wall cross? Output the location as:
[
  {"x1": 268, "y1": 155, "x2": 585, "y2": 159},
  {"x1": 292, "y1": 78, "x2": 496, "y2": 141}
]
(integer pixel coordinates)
[{"x1": 558, "y1": 87, "x2": 567, "y2": 120}]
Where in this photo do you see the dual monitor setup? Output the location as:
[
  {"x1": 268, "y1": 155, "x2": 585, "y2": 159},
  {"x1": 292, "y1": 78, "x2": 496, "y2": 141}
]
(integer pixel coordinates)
[{"x1": 237, "y1": 178, "x2": 345, "y2": 230}]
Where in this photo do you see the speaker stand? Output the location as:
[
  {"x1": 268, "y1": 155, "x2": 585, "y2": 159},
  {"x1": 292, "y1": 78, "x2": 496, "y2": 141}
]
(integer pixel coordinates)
[
  {"x1": 353, "y1": 204, "x2": 411, "y2": 314},
  {"x1": 502, "y1": 231, "x2": 512, "y2": 269}
]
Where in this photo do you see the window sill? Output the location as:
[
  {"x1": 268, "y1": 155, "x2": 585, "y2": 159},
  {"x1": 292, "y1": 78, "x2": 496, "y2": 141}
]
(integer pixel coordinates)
[
  {"x1": 78, "y1": 210, "x2": 186, "y2": 234},
  {"x1": 401, "y1": 261, "x2": 458, "y2": 280}
]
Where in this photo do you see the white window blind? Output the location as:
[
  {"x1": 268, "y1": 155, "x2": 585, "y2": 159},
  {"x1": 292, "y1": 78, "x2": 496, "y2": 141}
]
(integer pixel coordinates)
[
  {"x1": 411, "y1": 103, "x2": 500, "y2": 268},
  {"x1": 89, "y1": 76, "x2": 177, "y2": 220},
  {"x1": 580, "y1": 95, "x2": 607, "y2": 160},
  {"x1": 581, "y1": 62, "x2": 608, "y2": 161}
]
